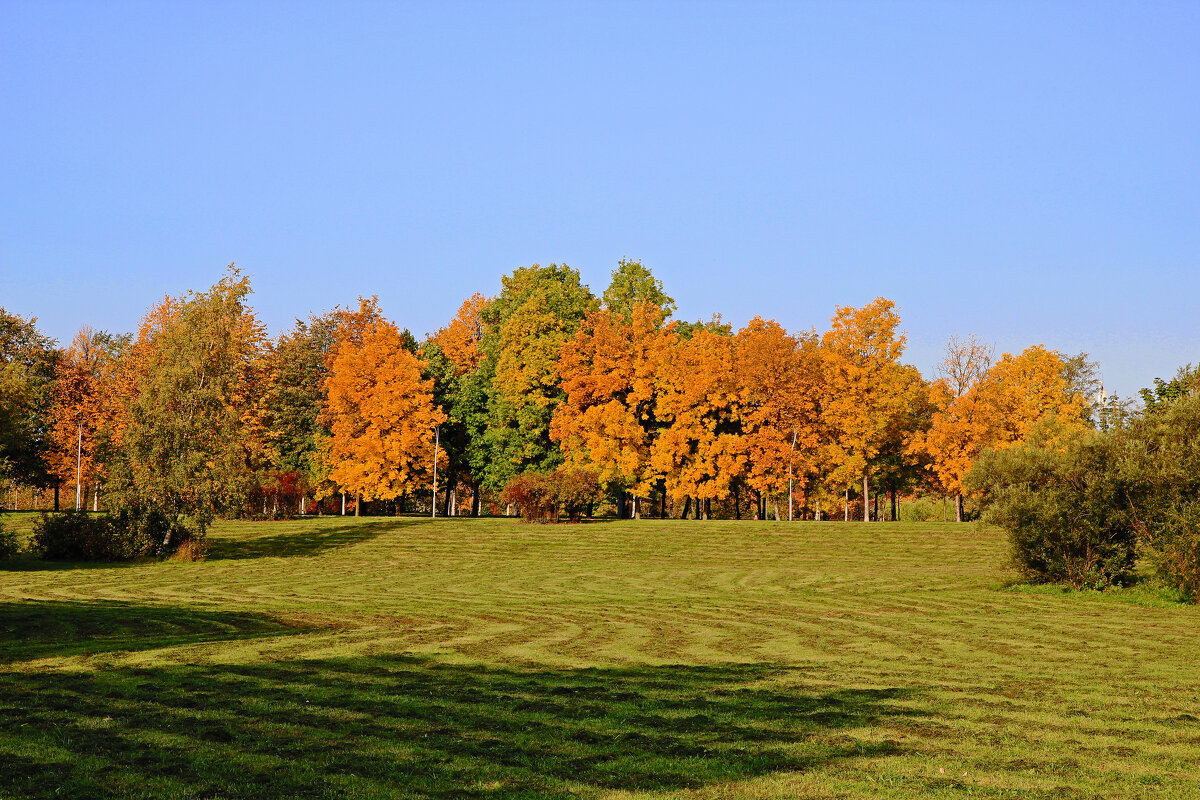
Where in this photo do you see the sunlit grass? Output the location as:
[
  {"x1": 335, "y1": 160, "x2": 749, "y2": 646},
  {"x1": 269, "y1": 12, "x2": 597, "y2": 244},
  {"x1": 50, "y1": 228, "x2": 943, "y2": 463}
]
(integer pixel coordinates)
[{"x1": 2, "y1": 516, "x2": 1198, "y2": 798}]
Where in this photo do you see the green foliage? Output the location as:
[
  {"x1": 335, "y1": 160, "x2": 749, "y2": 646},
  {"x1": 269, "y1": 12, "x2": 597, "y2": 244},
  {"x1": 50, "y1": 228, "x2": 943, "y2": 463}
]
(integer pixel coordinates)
[
  {"x1": 31, "y1": 509, "x2": 203, "y2": 561},
  {"x1": 601, "y1": 257, "x2": 676, "y2": 319},
  {"x1": 0, "y1": 309, "x2": 58, "y2": 487},
  {"x1": 0, "y1": 519, "x2": 20, "y2": 559},
  {"x1": 967, "y1": 430, "x2": 1138, "y2": 589},
  {"x1": 1139, "y1": 363, "x2": 1198, "y2": 414},
  {"x1": 499, "y1": 467, "x2": 602, "y2": 522},
  {"x1": 264, "y1": 312, "x2": 341, "y2": 479},
  {"x1": 478, "y1": 264, "x2": 597, "y2": 490},
  {"x1": 1121, "y1": 393, "x2": 1200, "y2": 599},
  {"x1": 105, "y1": 267, "x2": 269, "y2": 529}
]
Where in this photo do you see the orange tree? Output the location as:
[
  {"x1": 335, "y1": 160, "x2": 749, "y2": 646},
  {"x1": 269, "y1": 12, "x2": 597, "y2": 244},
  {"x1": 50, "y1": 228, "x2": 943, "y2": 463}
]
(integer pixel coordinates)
[
  {"x1": 733, "y1": 317, "x2": 824, "y2": 520},
  {"x1": 551, "y1": 301, "x2": 673, "y2": 516},
  {"x1": 650, "y1": 320, "x2": 742, "y2": 519},
  {"x1": 922, "y1": 343, "x2": 1090, "y2": 521},
  {"x1": 48, "y1": 327, "x2": 128, "y2": 509},
  {"x1": 820, "y1": 298, "x2": 912, "y2": 521},
  {"x1": 322, "y1": 316, "x2": 445, "y2": 513}
]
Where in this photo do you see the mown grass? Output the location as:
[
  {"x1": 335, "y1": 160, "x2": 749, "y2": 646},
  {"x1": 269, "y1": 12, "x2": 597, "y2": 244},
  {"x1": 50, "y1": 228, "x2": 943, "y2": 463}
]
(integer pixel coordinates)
[{"x1": 2, "y1": 516, "x2": 1198, "y2": 798}]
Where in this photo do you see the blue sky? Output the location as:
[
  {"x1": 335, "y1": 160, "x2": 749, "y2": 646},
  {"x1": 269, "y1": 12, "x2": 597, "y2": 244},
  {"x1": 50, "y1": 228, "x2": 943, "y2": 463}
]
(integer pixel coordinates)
[{"x1": 2, "y1": 1, "x2": 1197, "y2": 399}]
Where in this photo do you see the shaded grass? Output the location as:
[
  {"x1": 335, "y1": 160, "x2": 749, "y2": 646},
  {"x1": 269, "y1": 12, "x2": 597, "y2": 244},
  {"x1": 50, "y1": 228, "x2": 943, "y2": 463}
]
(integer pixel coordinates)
[
  {"x1": 1, "y1": 517, "x2": 1199, "y2": 798},
  {"x1": 0, "y1": 654, "x2": 915, "y2": 799}
]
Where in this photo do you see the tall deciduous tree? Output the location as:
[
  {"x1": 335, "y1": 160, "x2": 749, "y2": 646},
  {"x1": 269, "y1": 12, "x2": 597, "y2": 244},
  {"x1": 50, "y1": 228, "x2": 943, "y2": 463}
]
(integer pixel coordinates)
[
  {"x1": 478, "y1": 264, "x2": 597, "y2": 490},
  {"x1": 323, "y1": 316, "x2": 446, "y2": 509},
  {"x1": 105, "y1": 266, "x2": 271, "y2": 531},
  {"x1": 651, "y1": 323, "x2": 741, "y2": 519},
  {"x1": 552, "y1": 302, "x2": 673, "y2": 514},
  {"x1": 0, "y1": 309, "x2": 58, "y2": 492},
  {"x1": 49, "y1": 327, "x2": 128, "y2": 509},
  {"x1": 734, "y1": 317, "x2": 824, "y2": 520},
  {"x1": 820, "y1": 298, "x2": 910, "y2": 522}
]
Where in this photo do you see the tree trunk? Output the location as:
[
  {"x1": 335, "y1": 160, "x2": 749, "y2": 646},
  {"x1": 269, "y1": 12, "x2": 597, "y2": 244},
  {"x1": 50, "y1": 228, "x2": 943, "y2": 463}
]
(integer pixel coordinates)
[
  {"x1": 890, "y1": 489, "x2": 897, "y2": 522},
  {"x1": 873, "y1": 491, "x2": 878, "y2": 523},
  {"x1": 54, "y1": 483, "x2": 59, "y2": 512},
  {"x1": 449, "y1": 488, "x2": 456, "y2": 516},
  {"x1": 659, "y1": 481, "x2": 667, "y2": 519},
  {"x1": 94, "y1": 483, "x2": 99, "y2": 512},
  {"x1": 773, "y1": 501, "x2": 779, "y2": 521},
  {"x1": 473, "y1": 484, "x2": 482, "y2": 516},
  {"x1": 704, "y1": 498, "x2": 711, "y2": 520},
  {"x1": 355, "y1": 493, "x2": 360, "y2": 517},
  {"x1": 955, "y1": 493, "x2": 964, "y2": 523},
  {"x1": 844, "y1": 486, "x2": 849, "y2": 522},
  {"x1": 734, "y1": 485, "x2": 741, "y2": 520},
  {"x1": 341, "y1": 492, "x2": 346, "y2": 516},
  {"x1": 863, "y1": 475, "x2": 869, "y2": 522},
  {"x1": 682, "y1": 496, "x2": 691, "y2": 520}
]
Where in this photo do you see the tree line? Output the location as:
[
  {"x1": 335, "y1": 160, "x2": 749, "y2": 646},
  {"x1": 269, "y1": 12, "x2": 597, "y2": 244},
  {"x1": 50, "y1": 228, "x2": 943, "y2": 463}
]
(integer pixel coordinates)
[{"x1": 0, "y1": 260, "x2": 1115, "y2": 529}]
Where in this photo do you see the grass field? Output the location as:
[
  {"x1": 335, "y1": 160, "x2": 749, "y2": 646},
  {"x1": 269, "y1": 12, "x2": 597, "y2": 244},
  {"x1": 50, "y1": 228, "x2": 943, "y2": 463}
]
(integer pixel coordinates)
[{"x1": 1, "y1": 516, "x2": 1198, "y2": 799}]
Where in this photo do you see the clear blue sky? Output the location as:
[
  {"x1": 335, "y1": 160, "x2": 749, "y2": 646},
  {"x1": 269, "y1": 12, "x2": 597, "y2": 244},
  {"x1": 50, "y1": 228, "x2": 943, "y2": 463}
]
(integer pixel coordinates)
[{"x1": 2, "y1": 1, "x2": 1197, "y2": 399}]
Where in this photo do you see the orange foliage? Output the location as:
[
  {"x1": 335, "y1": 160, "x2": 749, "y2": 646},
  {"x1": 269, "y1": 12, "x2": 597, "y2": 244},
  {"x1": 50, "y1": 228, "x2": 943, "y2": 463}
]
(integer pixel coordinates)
[
  {"x1": 650, "y1": 325, "x2": 742, "y2": 506},
  {"x1": 322, "y1": 317, "x2": 446, "y2": 501},
  {"x1": 819, "y1": 298, "x2": 911, "y2": 494},
  {"x1": 734, "y1": 317, "x2": 824, "y2": 499},
  {"x1": 431, "y1": 293, "x2": 488, "y2": 376},
  {"x1": 551, "y1": 302, "x2": 671, "y2": 494},
  {"x1": 921, "y1": 344, "x2": 1089, "y2": 498}
]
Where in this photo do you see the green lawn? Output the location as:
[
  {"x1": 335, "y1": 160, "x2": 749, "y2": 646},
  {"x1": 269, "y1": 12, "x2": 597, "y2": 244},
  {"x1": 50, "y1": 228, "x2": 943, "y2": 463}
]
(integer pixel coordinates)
[{"x1": 1, "y1": 517, "x2": 1198, "y2": 799}]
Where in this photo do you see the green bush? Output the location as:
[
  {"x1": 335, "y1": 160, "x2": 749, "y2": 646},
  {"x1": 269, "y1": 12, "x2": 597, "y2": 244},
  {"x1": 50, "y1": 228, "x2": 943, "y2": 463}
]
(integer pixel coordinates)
[
  {"x1": 0, "y1": 520, "x2": 21, "y2": 559},
  {"x1": 967, "y1": 432, "x2": 1137, "y2": 589},
  {"x1": 1121, "y1": 395, "x2": 1200, "y2": 599},
  {"x1": 32, "y1": 509, "x2": 205, "y2": 561}
]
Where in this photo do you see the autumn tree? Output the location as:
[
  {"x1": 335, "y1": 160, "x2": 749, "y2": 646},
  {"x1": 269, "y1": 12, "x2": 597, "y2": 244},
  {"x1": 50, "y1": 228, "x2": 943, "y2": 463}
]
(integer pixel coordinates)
[
  {"x1": 322, "y1": 316, "x2": 446, "y2": 512},
  {"x1": 430, "y1": 293, "x2": 488, "y2": 376},
  {"x1": 650, "y1": 322, "x2": 742, "y2": 519},
  {"x1": 552, "y1": 301, "x2": 673, "y2": 517},
  {"x1": 820, "y1": 298, "x2": 911, "y2": 522},
  {"x1": 104, "y1": 266, "x2": 271, "y2": 533},
  {"x1": 48, "y1": 327, "x2": 128, "y2": 510},
  {"x1": 921, "y1": 342, "x2": 1089, "y2": 521},
  {"x1": 478, "y1": 264, "x2": 597, "y2": 490},
  {"x1": 734, "y1": 317, "x2": 824, "y2": 520}
]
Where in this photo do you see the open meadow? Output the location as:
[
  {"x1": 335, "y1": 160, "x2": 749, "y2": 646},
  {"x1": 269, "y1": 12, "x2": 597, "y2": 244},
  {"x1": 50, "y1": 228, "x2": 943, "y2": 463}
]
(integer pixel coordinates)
[{"x1": 1, "y1": 517, "x2": 1198, "y2": 799}]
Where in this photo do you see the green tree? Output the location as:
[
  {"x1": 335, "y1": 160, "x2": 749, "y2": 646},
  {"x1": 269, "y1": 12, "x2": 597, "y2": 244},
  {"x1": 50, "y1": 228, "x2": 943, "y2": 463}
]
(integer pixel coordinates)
[
  {"x1": 105, "y1": 267, "x2": 271, "y2": 532},
  {"x1": 478, "y1": 264, "x2": 598, "y2": 490},
  {"x1": 601, "y1": 258, "x2": 676, "y2": 320},
  {"x1": 0, "y1": 309, "x2": 58, "y2": 491}
]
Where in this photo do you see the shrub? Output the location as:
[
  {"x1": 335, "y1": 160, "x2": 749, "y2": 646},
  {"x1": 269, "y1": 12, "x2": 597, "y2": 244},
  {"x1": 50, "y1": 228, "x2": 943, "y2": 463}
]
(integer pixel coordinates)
[
  {"x1": 1121, "y1": 395, "x2": 1200, "y2": 599},
  {"x1": 0, "y1": 521, "x2": 21, "y2": 559},
  {"x1": 32, "y1": 509, "x2": 205, "y2": 562},
  {"x1": 967, "y1": 432, "x2": 1137, "y2": 589},
  {"x1": 500, "y1": 468, "x2": 603, "y2": 523}
]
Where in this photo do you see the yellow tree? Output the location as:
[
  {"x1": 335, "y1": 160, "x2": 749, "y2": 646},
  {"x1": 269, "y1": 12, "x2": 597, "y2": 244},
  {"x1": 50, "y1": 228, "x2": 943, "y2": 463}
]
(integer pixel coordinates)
[
  {"x1": 552, "y1": 302, "x2": 672, "y2": 516},
  {"x1": 734, "y1": 317, "x2": 824, "y2": 520},
  {"x1": 820, "y1": 298, "x2": 910, "y2": 521},
  {"x1": 921, "y1": 343, "x2": 1089, "y2": 521},
  {"x1": 650, "y1": 323, "x2": 742, "y2": 519},
  {"x1": 322, "y1": 316, "x2": 446, "y2": 514}
]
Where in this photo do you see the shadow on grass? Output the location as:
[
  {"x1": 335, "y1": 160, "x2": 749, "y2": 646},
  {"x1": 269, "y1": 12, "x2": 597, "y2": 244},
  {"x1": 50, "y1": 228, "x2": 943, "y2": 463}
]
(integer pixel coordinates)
[
  {"x1": 0, "y1": 630, "x2": 926, "y2": 798},
  {"x1": 206, "y1": 518, "x2": 414, "y2": 561},
  {"x1": 0, "y1": 601, "x2": 318, "y2": 663}
]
